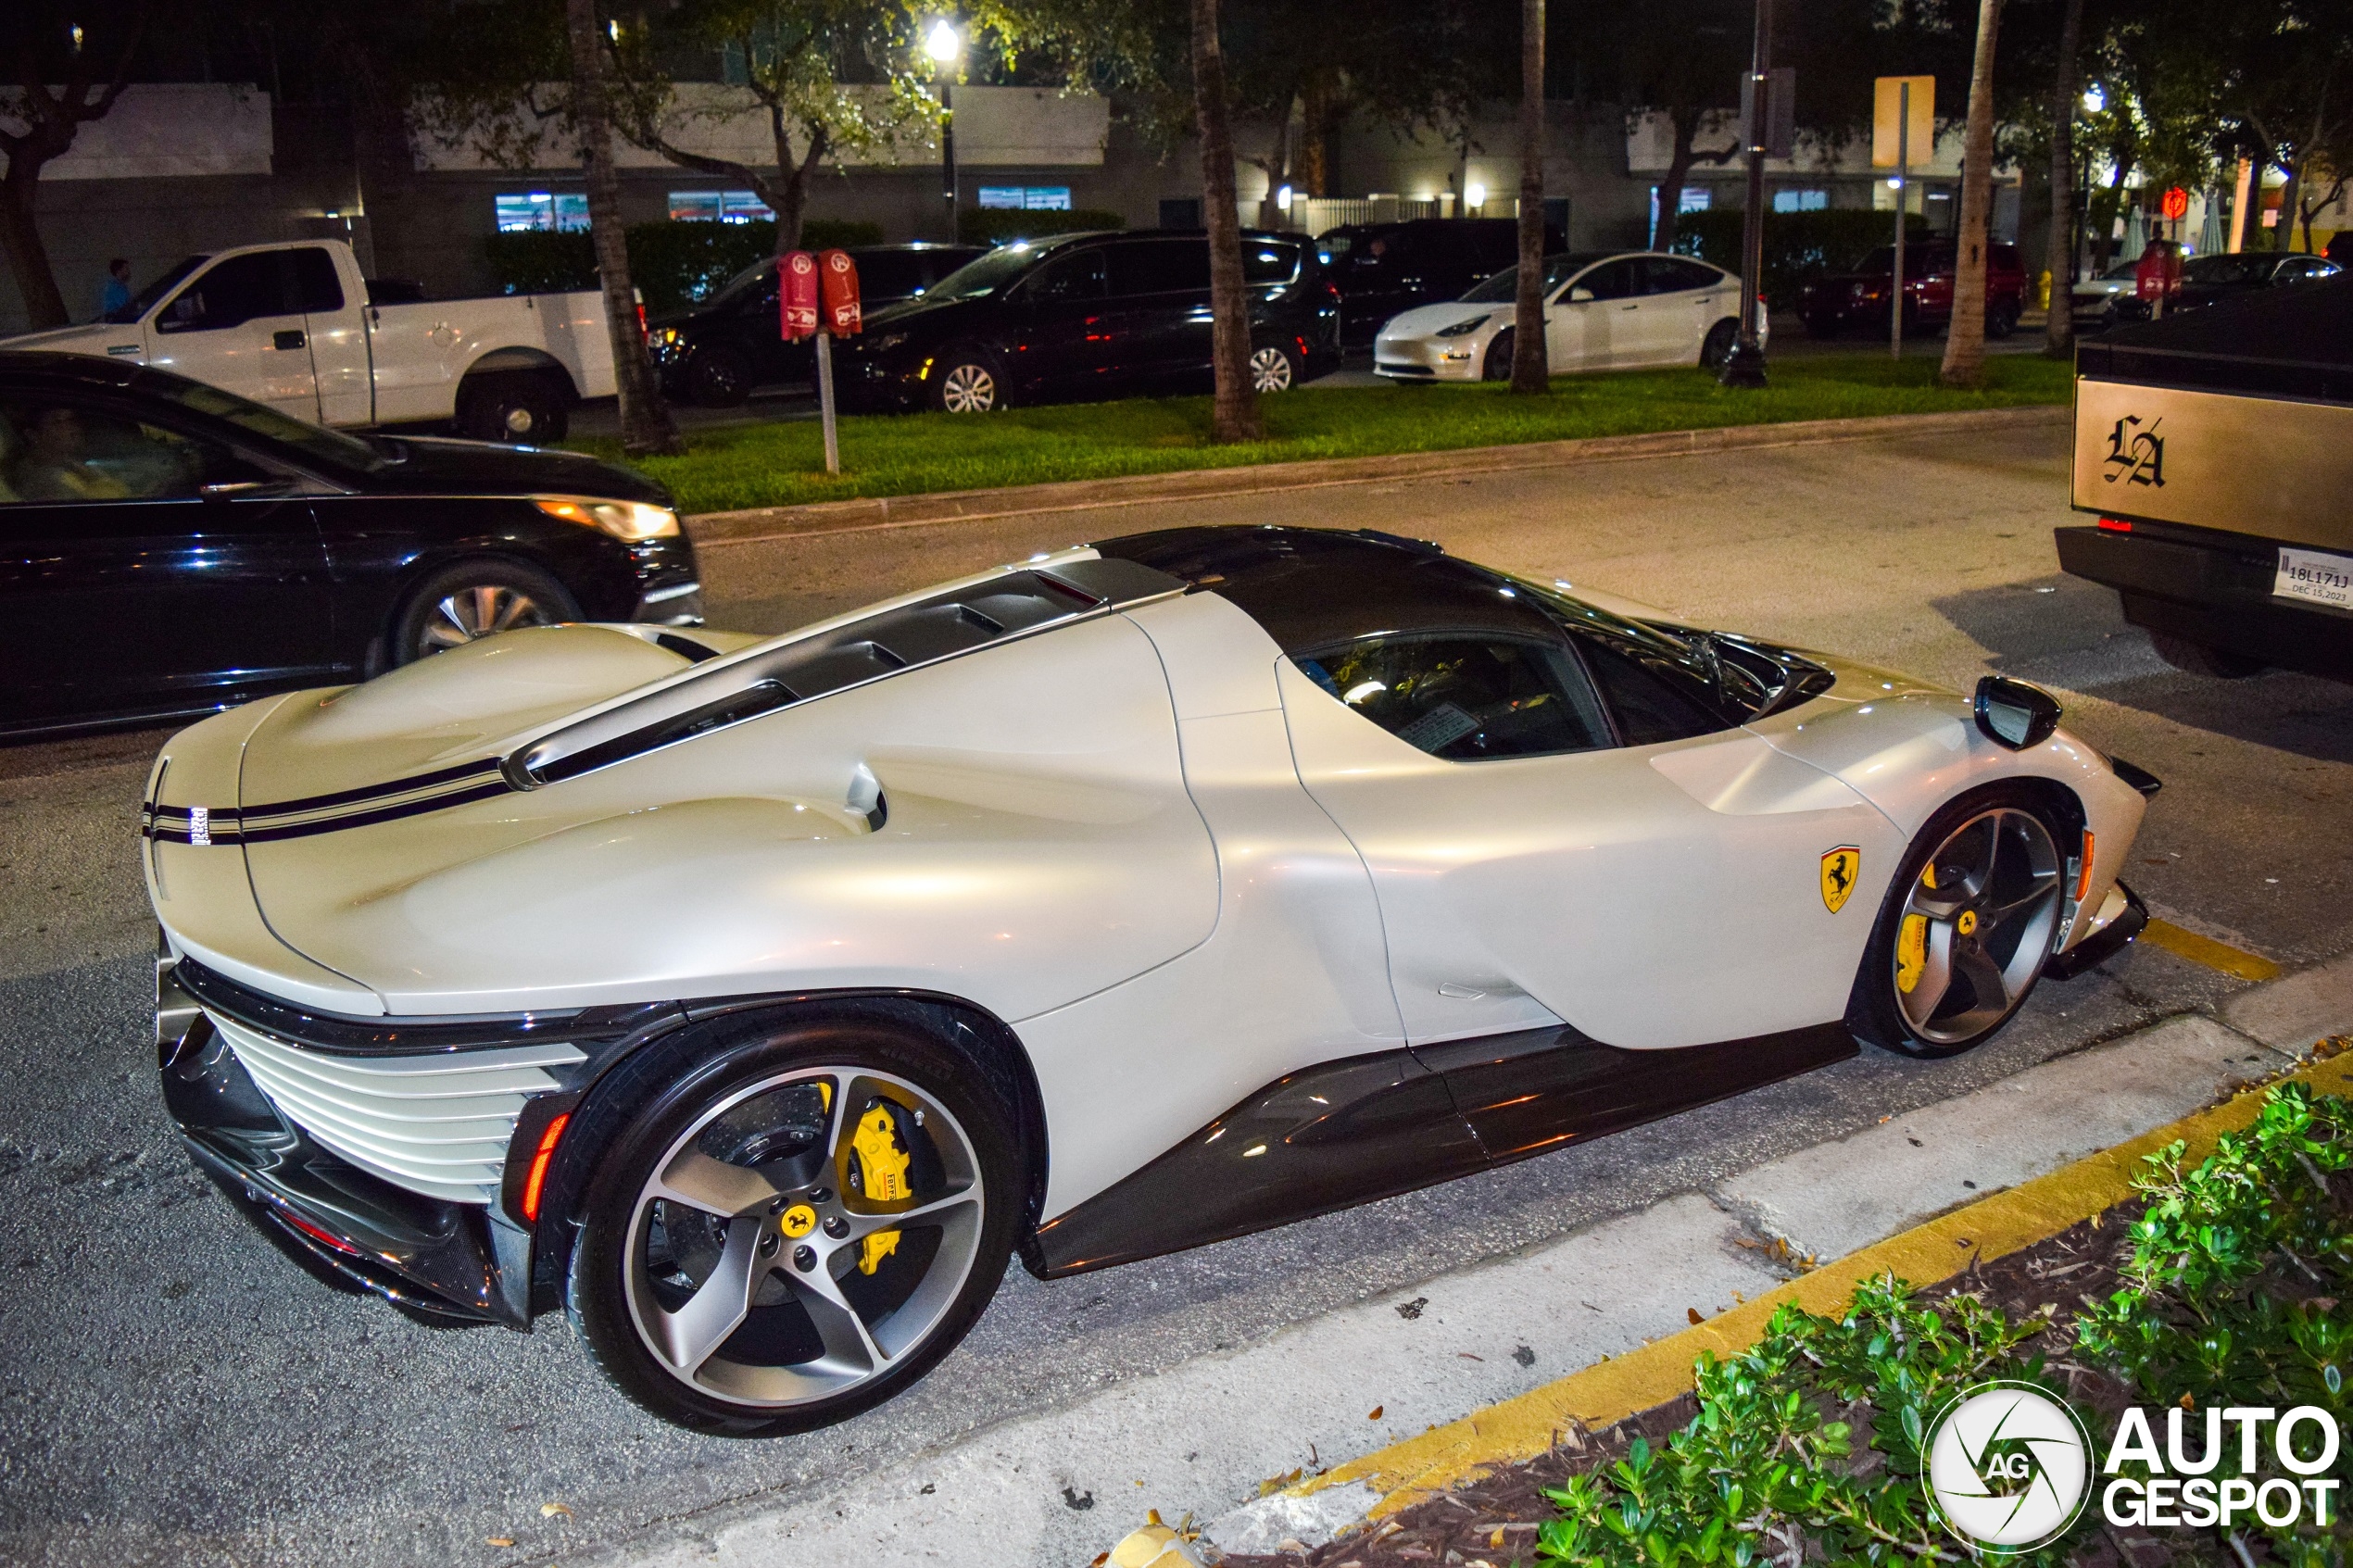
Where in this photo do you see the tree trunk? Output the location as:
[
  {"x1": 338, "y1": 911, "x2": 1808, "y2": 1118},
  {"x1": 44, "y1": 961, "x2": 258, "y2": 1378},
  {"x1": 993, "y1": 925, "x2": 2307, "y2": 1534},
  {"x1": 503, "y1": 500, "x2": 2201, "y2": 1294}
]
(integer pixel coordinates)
[
  {"x1": 2275, "y1": 157, "x2": 2302, "y2": 253},
  {"x1": 1190, "y1": 0, "x2": 1262, "y2": 443},
  {"x1": 1509, "y1": 0, "x2": 1549, "y2": 395},
  {"x1": 1254, "y1": 98, "x2": 1296, "y2": 231},
  {"x1": 1652, "y1": 107, "x2": 1736, "y2": 251},
  {"x1": 0, "y1": 166, "x2": 68, "y2": 329},
  {"x1": 1940, "y1": 0, "x2": 2005, "y2": 390},
  {"x1": 566, "y1": 0, "x2": 682, "y2": 457},
  {"x1": 2043, "y1": 0, "x2": 2082, "y2": 357},
  {"x1": 1300, "y1": 74, "x2": 1331, "y2": 196}
]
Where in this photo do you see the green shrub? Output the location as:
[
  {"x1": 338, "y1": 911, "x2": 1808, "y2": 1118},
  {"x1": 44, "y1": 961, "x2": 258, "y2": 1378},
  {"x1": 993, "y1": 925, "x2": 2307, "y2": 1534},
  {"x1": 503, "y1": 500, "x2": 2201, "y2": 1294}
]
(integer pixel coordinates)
[
  {"x1": 1670, "y1": 208, "x2": 1933, "y2": 307},
  {"x1": 483, "y1": 219, "x2": 887, "y2": 312},
  {"x1": 1542, "y1": 1084, "x2": 2353, "y2": 1567},
  {"x1": 956, "y1": 206, "x2": 1126, "y2": 246}
]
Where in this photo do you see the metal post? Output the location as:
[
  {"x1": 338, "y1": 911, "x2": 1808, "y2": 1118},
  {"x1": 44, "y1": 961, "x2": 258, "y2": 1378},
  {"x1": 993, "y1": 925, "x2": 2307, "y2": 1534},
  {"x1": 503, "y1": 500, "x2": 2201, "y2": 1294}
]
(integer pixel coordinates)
[
  {"x1": 940, "y1": 83, "x2": 958, "y2": 245},
  {"x1": 1719, "y1": 0, "x2": 1774, "y2": 387},
  {"x1": 815, "y1": 329, "x2": 840, "y2": 475},
  {"x1": 1892, "y1": 81, "x2": 1908, "y2": 360}
]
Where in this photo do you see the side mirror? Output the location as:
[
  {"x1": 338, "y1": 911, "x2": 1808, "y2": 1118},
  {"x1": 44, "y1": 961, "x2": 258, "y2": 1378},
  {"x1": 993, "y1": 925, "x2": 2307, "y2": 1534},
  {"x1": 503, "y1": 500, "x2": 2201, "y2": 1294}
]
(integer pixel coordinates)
[
  {"x1": 1568, "y1": 286, "x2": 1595, "y2": 303},
  {"x1": 1973, "y1": 675, "x2": 2062, "y2": 750}
]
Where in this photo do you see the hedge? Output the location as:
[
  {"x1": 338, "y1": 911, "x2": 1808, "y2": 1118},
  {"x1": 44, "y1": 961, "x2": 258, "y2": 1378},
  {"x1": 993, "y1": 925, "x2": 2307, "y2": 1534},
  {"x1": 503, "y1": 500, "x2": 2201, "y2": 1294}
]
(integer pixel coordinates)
[
  {"x1": 1669, "y1": 207, "x2": 1932, "y2": 307},
  {"x1": 955, "y1": 206, "x2": 1126, "y2": 246},
  {"x1": 484, "y1": 219, "x2": 885, "y2": 311}
]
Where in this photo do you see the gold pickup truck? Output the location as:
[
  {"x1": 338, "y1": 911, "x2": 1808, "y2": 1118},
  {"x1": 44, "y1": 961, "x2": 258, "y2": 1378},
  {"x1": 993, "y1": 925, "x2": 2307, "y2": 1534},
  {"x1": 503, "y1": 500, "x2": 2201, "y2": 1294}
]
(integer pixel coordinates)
[{"x1": 2055, "y1": 277, "x2": 2353, "y2": 680}]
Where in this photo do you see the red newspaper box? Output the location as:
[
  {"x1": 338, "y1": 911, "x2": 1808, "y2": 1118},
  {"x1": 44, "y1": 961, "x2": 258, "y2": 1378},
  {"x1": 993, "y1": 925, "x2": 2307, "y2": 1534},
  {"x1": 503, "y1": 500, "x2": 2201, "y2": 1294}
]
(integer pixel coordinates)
[
  {"x1": 819, "y1": 249, "x2": 862, "y2": 336},
  {"x1": 779, "y1": 251, "x2": 819, "y2": 340}
]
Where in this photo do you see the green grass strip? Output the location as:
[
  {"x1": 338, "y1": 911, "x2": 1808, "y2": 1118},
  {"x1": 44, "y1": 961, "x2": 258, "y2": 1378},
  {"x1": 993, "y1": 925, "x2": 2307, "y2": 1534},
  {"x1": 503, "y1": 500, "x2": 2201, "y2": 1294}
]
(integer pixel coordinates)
[{"x1": 571, "y1": 352, "x2": 2071, "y2": 517}]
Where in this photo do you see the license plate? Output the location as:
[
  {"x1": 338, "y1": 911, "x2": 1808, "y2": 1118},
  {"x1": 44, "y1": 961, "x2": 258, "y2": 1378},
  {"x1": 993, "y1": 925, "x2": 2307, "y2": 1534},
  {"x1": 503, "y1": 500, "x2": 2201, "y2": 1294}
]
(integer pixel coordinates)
[{"x1": 2274, "y1": 546, "x2": 2353, "y2": 609}]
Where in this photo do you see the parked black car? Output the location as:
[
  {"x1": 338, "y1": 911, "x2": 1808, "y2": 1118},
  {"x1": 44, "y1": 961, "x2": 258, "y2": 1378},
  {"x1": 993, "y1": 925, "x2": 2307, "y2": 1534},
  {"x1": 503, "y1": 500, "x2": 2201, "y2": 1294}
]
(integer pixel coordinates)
[
  {"x1": 0, "y1": 351, "x2": 702, "y2": 738},
  {"x1": 2110, "y1": 250, "x2": 2342, "y2": 323},
  {"x1": 840, "y1": 230, "x2": 1342, "y2": 413},
  {"x1": 648, "y1": 243, "x2": 986, "y2": 407},
  {"x1": 1315, "y1": 218, "x2": 1564, "y2": 345}
]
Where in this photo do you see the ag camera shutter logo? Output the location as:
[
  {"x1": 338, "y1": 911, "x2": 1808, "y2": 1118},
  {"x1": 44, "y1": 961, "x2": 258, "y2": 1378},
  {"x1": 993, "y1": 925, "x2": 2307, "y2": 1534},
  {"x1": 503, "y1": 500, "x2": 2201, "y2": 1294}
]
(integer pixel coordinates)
[{"x1": 1924, "y1": 1381, "x2": 2094, "y2": 1552}]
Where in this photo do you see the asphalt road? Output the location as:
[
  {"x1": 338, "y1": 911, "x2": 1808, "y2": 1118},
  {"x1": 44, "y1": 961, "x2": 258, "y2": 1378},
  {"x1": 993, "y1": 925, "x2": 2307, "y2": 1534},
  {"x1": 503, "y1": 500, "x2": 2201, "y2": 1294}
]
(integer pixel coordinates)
[{"x1": 3, "y1": 418, "x2": 2347, "y2": 1567}]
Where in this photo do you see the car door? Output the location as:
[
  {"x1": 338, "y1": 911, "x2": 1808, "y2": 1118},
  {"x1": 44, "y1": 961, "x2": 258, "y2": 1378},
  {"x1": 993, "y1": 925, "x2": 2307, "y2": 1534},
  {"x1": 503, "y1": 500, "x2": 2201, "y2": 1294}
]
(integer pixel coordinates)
[
  {"x1": 1279, "y1": 621, "x2": 1903, "y2": 1055},
  {"x1": 294, "y1": 247, "x2": 372, "y2": 427},
  {"x1": 145, "y1": 250, "x2": 322, "y2": 420},
  {"x1": 0, "y1": 389, "x2": 337, "y2": 729},
  {"x1": 1547, "y1": 257, "x2": 1645, "y2": 369},
  {"x1": 1637, "y1": 257, "x2": 1732, "y2": 365},
  {"x1": 1103, "y1": 239, "x2": 1214, "y2": 390},
  {"x1": 1002, "y1": 246, "x2": 1116, "y2": 399}
]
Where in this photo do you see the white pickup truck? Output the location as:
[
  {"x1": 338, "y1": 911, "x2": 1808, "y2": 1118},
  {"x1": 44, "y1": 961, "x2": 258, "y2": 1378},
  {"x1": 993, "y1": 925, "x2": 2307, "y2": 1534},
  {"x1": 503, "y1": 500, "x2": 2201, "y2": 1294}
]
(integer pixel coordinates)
[{"x1": 1, "y1": 239, "x2": 616, "y2": 442}]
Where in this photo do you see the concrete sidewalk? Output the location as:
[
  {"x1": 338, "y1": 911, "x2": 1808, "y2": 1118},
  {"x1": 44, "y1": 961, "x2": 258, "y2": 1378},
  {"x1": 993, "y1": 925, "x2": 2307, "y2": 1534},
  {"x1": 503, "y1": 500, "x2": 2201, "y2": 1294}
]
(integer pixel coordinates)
[{"x1": 579, "y1": 948, "x2": 2353, "y2": 1568}]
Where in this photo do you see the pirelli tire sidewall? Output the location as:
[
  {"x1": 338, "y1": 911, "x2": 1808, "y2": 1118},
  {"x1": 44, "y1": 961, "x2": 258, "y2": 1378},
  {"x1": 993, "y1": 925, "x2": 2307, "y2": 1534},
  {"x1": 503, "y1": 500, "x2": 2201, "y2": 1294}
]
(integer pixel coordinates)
[
  {"x1": 1845, "y1": 783, "x2": 2070, "y2": 1061},
  {"x1": 561, "y1": 1004, "x2": 1022, "y2": 1436}
]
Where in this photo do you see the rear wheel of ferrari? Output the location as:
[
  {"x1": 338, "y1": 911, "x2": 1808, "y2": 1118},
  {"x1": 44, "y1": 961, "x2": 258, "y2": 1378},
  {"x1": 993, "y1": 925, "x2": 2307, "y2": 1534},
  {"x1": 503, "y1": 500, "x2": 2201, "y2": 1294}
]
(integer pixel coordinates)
[
  {"x1": 567, "y1": 1011, "x2": 1018, "y2": 1436},
  {"x1": 1848, "y1": 788, "x2": 2068, "y2": 1060}
]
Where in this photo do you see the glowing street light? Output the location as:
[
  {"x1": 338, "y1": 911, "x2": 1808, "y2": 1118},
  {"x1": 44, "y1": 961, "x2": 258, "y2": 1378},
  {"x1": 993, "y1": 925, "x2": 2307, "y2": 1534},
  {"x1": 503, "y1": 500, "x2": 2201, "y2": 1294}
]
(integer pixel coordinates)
[
  {"x1": 2082, "y1": 83, "x2": 2106, "y2": 114},
  {"x1": 1276, "y1": 183, "x2": 1293, "y2": 212},
  {"x1": 926, "y1": 19, "x2": 962, "y2": 63},
  {"x1": 1466, "y1": 181, "x2": 1488, "y2": 211}
]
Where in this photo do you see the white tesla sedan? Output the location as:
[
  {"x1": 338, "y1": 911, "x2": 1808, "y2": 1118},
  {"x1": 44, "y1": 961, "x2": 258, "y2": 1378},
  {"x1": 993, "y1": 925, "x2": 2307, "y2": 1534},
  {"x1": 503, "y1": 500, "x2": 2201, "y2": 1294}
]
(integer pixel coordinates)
[
  {"x1": 1374, "y1": 251, "x2": 1760, "y2": 382},
  {"x1": 147, "y1": 528, "x2": 2150, "y2": 1436}
]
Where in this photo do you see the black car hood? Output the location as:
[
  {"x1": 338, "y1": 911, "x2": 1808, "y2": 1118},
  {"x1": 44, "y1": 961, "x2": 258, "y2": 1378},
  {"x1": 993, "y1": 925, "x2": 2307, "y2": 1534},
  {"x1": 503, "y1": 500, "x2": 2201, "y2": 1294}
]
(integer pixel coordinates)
[{"x1": 353, "y1": 436, "x2": 673, "y2": 507}]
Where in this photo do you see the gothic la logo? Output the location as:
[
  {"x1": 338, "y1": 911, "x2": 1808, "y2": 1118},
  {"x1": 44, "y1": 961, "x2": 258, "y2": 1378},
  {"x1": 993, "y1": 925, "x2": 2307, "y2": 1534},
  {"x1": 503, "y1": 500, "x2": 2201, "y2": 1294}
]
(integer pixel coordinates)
[
  {"x1": 2102, "y1": 415, "x2": 2165, "y2": 488},
  {"x1": 1924, "y1": 1381, "x2": 2095, "y2": 1552}
]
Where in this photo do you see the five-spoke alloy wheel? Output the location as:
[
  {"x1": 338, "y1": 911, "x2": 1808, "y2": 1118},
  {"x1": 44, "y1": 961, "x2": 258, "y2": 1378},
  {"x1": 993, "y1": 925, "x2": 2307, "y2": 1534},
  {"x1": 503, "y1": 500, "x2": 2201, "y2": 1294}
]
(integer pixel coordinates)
[
  {"x1": 567, "y1": 1010, "x2": 1019, "y2": 1435},
  {"x1": 1850, "y1": 788, "x2": 2068, "y2": 1058},
  {"x1": 388, "y1": 558, "x2": 577, "y2": 666}
]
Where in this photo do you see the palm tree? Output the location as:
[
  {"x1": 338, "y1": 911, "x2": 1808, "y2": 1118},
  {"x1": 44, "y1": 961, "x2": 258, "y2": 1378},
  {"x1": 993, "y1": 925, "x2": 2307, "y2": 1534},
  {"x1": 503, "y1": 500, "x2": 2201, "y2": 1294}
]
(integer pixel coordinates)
[
  {"x1": 563, "y1": 0, "x2": 683, "y2": 457},
  {"x1": 2045, "y1": 0, "x2": 2084, "y2": 357},
  {"x1": 1191, "y1": 0, "x2": 1263, "y2": 442},
  {"x1": 1940, "y1": 0, "x2": 2005, "y2": 389},
  {"x1": 1510, "y1": 0, "x2": 1550, "y2": 395}
]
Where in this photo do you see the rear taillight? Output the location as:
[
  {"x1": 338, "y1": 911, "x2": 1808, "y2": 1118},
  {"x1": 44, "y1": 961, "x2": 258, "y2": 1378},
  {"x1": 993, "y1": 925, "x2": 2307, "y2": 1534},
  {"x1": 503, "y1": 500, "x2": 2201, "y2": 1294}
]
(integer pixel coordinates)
[
  {"x1": 2097, "y1": 517, "x2": 2133, "y2": 533},
  {"x1": 635, "y1": 303, "x2": 648, "y2": 343}
]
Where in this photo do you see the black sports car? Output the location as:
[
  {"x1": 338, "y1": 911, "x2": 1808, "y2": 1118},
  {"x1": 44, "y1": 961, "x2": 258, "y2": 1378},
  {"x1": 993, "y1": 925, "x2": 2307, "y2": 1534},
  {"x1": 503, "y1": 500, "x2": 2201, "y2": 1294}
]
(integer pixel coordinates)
[
  {"x1": 2111, "y1": 250, "x2": 2343, "y2": 323},
  {"x1": 0, "y1": 351, "x2": 700, "y2": 738},
  {"x1": 839, "y1": 229, "x2": 1342, "y2": 413},
  {"x1": 648, "y1": 243, "x2": 986, "y2": 407}
]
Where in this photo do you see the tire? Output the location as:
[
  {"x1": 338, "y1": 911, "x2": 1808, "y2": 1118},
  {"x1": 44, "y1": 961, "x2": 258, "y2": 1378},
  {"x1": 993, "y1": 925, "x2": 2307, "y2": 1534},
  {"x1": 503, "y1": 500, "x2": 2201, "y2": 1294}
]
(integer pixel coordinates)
[
  {"x1": 1847, "y1": 786, "x2": 2070, "y2": 1060},
  {"x1": 928, "y1": 347, "x2": 1003, "y2": 413},
  {"x1": 458, "y1": 371, "x2": 570, "y2": 444},
  {"x1": 686, "y1": 347, "x2": 753, "y2": 408},
  {"x1": 1985, "y1": 301, "x2": 2020, "y2": 340},
  {"x1": 1701, "y1": 319, "x2": 1740, "y2": 369},
  {"x1": 564, "y1": 1005, "x2": 1021, "y2": 1436},
  {"x1": 1249, "y1": 342, "x2": 1297, "y2": 393},
  {"x1": 1481, "y1": 329, "x2": 1514, "y2": 382},
  {"x1": 388, "y1": 558, "x2": 578, "y2": 666},
  {"x1": 2149, "y1": 633, "x2": 2266, "y2": 679}
]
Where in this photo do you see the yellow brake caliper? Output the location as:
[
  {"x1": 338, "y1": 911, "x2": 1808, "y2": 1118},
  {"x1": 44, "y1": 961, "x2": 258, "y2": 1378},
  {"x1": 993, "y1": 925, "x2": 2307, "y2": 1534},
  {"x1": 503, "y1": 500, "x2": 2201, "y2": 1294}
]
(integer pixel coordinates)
[
  {"x1": 847, "y1": 1100, "x2": 914, "y2": 1274},
  {"x1": 1897, "y1": 864, "x2": 1934, "y2": 994}
]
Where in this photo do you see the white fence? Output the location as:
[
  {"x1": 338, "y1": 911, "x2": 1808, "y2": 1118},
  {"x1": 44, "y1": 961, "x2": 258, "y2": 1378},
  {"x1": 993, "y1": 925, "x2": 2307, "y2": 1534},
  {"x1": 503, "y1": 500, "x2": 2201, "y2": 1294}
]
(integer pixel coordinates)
[{"x1": 1240, "y1": 194, "x2": 1539, "y2": 235}]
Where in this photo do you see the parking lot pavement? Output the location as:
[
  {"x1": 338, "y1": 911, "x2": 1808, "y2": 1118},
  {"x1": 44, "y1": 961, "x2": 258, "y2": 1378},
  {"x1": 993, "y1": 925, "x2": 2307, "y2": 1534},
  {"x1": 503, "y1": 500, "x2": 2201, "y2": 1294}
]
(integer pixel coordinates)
[{"x1": 3, "y1": 420, "x2": 2346, "y2": 1567}]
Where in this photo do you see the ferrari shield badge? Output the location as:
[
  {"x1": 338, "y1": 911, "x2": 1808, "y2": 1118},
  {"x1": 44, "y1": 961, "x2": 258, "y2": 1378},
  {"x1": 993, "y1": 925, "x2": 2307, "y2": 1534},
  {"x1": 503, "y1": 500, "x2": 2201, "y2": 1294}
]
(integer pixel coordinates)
[{"x1": 1820, "y1": 847, "x2": 1861, "y2": 913}]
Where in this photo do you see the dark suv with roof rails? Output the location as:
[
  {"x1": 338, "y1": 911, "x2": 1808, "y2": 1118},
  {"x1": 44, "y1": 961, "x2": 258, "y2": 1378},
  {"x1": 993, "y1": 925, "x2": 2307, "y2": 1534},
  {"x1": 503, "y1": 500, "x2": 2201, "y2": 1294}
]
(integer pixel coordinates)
[{"x1": 837, "y1": 230, "x2": 1342, "y2": 413}]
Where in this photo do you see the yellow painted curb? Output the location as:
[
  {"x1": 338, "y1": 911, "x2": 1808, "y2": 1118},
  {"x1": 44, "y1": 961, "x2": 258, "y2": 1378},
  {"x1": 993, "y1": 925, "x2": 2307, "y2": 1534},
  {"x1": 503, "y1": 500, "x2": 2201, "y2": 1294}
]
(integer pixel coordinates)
[
  {"x1": 2142, "y1": 919, "x2": 2283, "y2": 983},
  {"x1": 1295, "y1": 1046, "x2": 2353, "y2": 1520}
]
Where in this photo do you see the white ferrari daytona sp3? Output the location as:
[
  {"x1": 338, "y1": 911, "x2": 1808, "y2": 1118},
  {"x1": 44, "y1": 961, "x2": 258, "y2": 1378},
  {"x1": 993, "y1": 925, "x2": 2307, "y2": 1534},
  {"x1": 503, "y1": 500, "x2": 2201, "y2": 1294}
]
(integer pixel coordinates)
[{"x1": 146, "y1": 526, "x2": 2153, "y2": 1433}]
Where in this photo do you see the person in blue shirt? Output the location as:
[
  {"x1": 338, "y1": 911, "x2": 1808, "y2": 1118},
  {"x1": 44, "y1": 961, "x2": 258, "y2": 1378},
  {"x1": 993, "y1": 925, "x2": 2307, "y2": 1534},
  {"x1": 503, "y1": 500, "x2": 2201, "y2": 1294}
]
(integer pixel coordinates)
[{"x1": 97, "y1": 259, "x2": 132, "y2": 321}]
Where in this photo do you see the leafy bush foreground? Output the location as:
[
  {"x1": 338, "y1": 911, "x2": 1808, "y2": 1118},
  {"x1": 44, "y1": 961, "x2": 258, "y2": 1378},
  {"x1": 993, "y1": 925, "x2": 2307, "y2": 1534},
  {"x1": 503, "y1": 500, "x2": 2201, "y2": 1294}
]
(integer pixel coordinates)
[{"x1": 1539, "y1": 1084, "x2": 2353, "y2": 1566}]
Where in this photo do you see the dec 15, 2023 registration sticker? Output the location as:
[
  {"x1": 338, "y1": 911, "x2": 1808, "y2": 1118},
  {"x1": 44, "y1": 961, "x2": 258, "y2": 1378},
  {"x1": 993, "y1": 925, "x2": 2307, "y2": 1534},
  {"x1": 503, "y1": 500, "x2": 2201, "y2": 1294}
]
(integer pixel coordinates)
[{"x1": 2275, "y1": 546, "x2": 2353, "y2": 609}]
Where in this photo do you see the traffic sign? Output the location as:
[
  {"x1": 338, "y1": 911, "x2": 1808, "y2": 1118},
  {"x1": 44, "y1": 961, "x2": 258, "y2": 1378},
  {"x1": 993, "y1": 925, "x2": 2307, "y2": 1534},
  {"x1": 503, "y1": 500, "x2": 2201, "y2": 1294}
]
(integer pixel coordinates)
[
  {"x1": 2161, "y1": 186, "x2": 2189, "y2": 221},
  {"x1": 1872, "y1": 76, "x2": 1934, "y2": 169}
]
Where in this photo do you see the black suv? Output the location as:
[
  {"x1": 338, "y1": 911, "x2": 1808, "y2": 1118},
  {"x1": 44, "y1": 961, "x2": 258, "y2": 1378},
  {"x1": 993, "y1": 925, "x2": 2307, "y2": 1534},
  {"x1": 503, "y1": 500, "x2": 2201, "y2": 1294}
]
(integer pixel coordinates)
[
  {"x1": 648, "y1": 243, "x2": 985, "y2": 407},
  {"x1": 840, "y1": 230, "x2": 1341, "y2": 413},
  {"x1": 1317, "y1": 218, "x2": 1565, "y2": 345}
]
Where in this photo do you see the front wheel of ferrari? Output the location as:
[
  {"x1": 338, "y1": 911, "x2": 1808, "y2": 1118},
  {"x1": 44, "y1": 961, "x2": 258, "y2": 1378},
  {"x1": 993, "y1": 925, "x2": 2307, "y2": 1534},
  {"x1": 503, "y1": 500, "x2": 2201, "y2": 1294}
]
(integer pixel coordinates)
[
  {"x1": 567, "y1": 1011, "x2": 1019, "y2": 1435},
  {"x1": 1848, "y1": 788, "x2": 2068, "y2": 1060}
]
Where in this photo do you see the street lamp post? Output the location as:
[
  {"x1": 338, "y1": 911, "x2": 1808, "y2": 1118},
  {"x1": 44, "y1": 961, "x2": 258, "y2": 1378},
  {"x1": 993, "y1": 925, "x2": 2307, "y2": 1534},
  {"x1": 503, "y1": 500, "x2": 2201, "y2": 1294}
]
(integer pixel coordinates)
[
  {"x1": 927, "y1": 20, "x2": 963, "y2": 245},
  {"x1": 1719, "y1": 0, "x2": 1776, "y2": 388}
]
